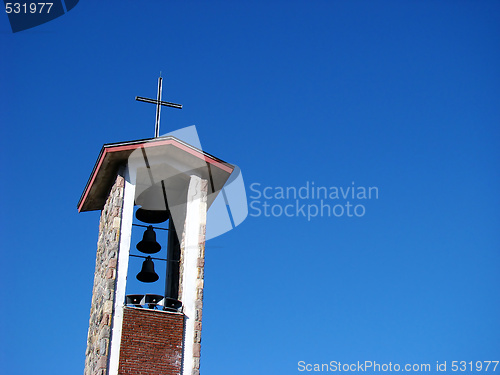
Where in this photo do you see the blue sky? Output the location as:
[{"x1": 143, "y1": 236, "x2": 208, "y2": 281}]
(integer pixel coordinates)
[{"x1": 1, "y1": 1, "x2": 499, "y2": 374}]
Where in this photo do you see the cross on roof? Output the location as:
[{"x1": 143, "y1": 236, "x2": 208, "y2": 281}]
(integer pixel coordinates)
[{"x1": 136, "y1": 76, "x2": 183, "y2": 138}]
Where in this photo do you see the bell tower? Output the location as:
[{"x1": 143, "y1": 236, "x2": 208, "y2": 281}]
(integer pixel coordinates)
[{"x1": 79, "y1": 79, "x2": 235, "y2": 375}]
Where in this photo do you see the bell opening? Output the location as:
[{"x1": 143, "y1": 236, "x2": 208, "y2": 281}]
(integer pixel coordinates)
[{"x1": 127, "y1": 202, "x2": 181, "y2": 310}]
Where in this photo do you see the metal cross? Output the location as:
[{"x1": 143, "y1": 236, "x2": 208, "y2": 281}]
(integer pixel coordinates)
[{"x1": 136, "y1": 77, "x2": 183, "y2": 138}]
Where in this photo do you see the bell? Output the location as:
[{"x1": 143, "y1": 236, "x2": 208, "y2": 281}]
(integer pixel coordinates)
[
  {"x1": 136, "y1": 225, "x2": 161, "y2": 254},
  {"x1": 135, "y1": 208, "x2": 170, "y2": 224},
  {"x1": 136, "y1": 256, "x2": 159, "y2": 283},
  {"x1": 135, "y1": 183, "x2": 170, "y2": 224}
]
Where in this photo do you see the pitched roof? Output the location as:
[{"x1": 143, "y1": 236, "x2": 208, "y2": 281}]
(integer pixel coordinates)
[{"x1": 78, "y1": 136, "x2": 234, "y2": 212}]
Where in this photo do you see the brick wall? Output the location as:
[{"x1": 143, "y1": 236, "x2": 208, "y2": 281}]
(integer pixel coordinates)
[
  {"x1": 118, "y1": 307, "x2": 184, "y2": 375},
  {"x1": 84, "y1": 173, "x2": 124, "y2": 375}
]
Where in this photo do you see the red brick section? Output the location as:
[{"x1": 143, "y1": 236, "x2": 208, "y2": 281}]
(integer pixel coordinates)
[{"x1": 118, "y1": 307, "x2": 184, "y2": 375}]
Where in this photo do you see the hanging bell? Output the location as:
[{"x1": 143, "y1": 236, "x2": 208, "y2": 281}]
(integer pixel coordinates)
[
  {"x1": 135, "y1": 183, "x2": 170, "y2": 224},
  {"x1": 136, "y1": 256, "x2": 159, "y2": 283},
  {"x1": 136, "y1": 225, "x2": 161, "y2": 254},
  {"x1": 135, "y1": 208, "x2": 170, "y2": 224}
]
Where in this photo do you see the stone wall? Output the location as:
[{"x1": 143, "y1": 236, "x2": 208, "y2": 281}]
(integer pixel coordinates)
[
  {"x1": 118, "y1": 307, "x2": 184, "y2": 374},
  {"x1": 84, "y1": 174, "x2": 124, "y2": 375}
]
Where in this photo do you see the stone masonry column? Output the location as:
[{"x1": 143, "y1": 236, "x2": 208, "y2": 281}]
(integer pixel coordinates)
[
  {"x1": 84, "y1": 173, "x2": 124, "y2": 375},
  {"x1": 179, "y1": 175, "x2": 208, "y2": 375}
]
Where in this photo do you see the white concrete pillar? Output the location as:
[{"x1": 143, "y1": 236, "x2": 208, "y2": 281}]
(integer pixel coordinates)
[
  {"x1": 180, "y1": 175, "x2": 208, "y2": 375},
  {"x1": 108, "y1": 166, "x2": 136, "y2": 375}
]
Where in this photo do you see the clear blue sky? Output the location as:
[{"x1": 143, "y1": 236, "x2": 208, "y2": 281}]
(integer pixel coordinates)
[{"x1": 1, "y1": 1, "x2": 499, "y2": 374}]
